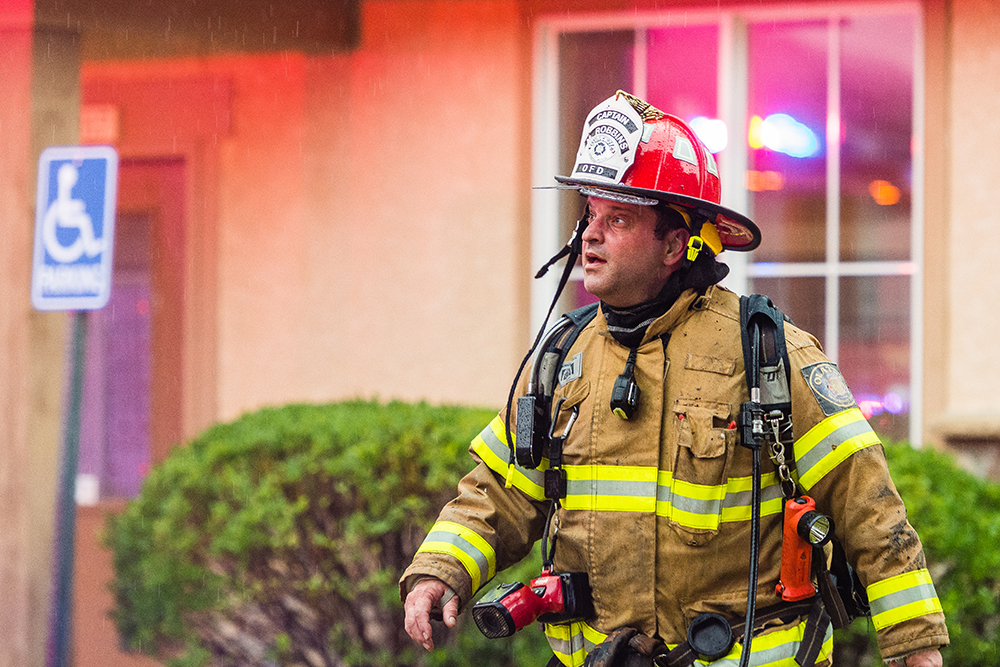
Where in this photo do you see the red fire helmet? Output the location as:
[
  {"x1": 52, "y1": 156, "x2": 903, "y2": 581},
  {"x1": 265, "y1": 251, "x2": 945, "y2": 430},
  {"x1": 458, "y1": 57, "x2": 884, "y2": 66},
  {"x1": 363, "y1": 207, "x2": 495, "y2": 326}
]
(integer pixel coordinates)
[{"x1": 555, "y1": 91, "x2": 761, "y2": 253}]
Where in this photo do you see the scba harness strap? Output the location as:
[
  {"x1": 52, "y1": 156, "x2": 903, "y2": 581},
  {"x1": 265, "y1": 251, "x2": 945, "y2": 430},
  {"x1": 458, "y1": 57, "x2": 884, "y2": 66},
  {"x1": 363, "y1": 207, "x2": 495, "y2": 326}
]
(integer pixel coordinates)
[{"x1": 736, "y1": 294, "x2": 795, "y2": 667}]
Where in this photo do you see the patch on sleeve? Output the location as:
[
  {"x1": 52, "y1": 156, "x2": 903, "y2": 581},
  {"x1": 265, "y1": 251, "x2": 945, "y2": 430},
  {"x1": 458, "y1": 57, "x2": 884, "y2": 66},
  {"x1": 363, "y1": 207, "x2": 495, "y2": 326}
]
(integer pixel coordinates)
[{"x1": 801, "y1": 362, "x2": 857, "y2": 416}]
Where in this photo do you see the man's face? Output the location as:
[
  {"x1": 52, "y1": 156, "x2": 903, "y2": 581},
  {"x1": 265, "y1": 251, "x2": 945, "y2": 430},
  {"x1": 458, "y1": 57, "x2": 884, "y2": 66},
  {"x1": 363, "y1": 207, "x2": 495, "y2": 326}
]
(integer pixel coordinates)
[{"x1": 581, "y1": 196, "x2": 687, "y2": 308}]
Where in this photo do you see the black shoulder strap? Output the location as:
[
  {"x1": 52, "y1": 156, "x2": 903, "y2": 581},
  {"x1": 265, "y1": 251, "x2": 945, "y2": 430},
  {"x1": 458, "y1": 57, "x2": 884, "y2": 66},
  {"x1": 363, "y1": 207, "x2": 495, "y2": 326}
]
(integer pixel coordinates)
[
  {"x1": 740, "y1": 294, "x2": 792, "y2": 415},
  {"x1": 557, "y1": 302, "x2": 599, "y2": 361},
  {"x1": 739, "y1": 295, "x2": 871, "y2": 629},
  {"x1": 736, "y1": 294, "x2": 793, "y2": 667},
  {"x1": 514, "y1": 303, "x2": 599, "y2": 472}
]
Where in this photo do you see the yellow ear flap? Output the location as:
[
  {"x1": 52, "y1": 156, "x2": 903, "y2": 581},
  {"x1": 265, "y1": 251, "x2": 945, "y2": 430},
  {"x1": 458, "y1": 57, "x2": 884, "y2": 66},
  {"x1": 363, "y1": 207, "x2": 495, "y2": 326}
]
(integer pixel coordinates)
[
  {"x1": 667, "y1": 203, "x2": 723, "y2": 259},
  {"x1": 699, "y1": 221, "x2": 723, "y2": 255}
]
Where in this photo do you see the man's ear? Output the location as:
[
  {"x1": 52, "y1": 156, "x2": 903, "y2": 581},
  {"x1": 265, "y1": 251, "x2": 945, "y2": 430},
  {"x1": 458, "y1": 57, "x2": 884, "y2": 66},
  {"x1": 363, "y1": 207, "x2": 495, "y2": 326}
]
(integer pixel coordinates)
[{"x1": 663, "y1": 228, "x2": 690, "y2": 270}]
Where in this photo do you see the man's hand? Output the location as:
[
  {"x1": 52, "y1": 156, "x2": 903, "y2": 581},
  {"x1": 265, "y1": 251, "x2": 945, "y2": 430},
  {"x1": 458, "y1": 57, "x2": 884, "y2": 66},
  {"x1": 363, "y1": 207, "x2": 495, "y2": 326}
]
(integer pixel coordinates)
[
  {"x1": 403, "y1": 577, "x2": 460, "y2": 651},
  {"x1": 890, "y1": 648, "x2": 943, "y2": 667}
]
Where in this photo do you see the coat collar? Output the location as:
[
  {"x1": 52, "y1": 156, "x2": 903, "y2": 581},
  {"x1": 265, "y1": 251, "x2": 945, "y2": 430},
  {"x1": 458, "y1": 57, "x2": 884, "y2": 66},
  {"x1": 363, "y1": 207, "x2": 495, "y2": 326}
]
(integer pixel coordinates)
[{"x1": 595, "y1": 285, "x2": 718, "y2": 347}]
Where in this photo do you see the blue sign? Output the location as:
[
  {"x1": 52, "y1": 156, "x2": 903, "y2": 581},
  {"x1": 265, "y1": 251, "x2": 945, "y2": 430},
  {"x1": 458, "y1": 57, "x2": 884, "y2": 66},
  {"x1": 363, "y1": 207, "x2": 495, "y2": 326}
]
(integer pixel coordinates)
[{"x1": 32, "y1": 146, "x2": 119, "y2": 311}]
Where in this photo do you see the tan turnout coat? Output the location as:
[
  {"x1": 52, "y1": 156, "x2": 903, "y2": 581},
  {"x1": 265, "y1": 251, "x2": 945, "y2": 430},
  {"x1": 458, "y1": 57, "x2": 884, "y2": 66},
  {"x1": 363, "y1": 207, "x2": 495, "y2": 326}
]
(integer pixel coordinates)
[{"x1": 402, "y1": 285, "x2": 948, "y2": 665}]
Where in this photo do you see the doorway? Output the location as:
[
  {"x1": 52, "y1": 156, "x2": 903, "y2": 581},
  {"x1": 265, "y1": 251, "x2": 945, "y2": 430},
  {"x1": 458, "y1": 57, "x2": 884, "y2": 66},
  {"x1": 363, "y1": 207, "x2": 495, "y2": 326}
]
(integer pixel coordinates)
[
  {"x1": 78, "y1": 157, "x2": 185, "y2": 501},
  {"x1": 72, "y1": 157, "x2": 186, "y2": 667}
]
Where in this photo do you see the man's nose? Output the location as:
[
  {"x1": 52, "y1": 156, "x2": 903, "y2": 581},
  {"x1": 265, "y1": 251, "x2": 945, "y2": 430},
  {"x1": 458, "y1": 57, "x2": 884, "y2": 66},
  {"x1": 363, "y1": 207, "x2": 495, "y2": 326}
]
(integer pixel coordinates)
[{"x1": 582, "y1": 217, "x2": 602, "y2": 243}]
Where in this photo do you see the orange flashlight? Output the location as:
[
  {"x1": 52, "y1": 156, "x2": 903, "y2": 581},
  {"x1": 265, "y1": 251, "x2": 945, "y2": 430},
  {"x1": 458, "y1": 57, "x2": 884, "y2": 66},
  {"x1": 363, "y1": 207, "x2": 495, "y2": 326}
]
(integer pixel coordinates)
[{"x1": 776, "y1": 496, "x2": 834, "y2": 602}]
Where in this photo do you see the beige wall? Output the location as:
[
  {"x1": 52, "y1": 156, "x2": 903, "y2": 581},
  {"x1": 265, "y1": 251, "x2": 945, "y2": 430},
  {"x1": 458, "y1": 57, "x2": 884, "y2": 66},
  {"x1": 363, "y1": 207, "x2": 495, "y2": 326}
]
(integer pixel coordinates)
[
  {"x1": 0, "y1": 11, "x2": 41, "y2": 665},
  {"x1": 80, "y1": 1, "x2": 532, "y2": 429},
  {"x1": 16, "y1": 4, "x2": 532, "y2": 663},
  {"x1": 1, "y1": 2, "x2": 83, "y2": 664},
  {"x1": 215, "y1": 0, "x2": 531, "y2": 419},
  {"x1": 930, "y1": 0, "x2": 1000, "y2": 473}
]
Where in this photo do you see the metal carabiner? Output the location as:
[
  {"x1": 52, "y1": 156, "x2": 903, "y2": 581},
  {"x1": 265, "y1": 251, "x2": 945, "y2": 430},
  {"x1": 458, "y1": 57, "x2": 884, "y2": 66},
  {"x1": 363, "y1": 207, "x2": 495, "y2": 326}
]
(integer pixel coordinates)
[
  {"x1": 547, "y1": 397, "x2": 579, "y2": 442},
  {"x1": 545, "y1": 398, "x2": 578, "y2": 501}
]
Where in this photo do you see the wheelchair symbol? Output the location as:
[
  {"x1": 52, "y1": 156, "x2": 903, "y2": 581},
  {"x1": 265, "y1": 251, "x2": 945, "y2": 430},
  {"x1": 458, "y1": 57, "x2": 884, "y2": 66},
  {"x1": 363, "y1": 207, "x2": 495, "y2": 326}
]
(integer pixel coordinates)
[{"x1": 42, "y1": 163, "x2": 106, "y2": 264}]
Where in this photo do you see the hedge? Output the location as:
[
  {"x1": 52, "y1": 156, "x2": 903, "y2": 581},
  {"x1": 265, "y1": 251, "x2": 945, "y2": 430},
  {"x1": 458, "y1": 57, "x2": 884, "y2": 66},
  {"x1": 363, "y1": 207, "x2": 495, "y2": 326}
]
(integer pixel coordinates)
[
  {"x1": 105, "y1": 401, "x2": 1000, "y2": 666},
  {"x1": 105, "y1": 400, "x2": 548, "y2": 667}
]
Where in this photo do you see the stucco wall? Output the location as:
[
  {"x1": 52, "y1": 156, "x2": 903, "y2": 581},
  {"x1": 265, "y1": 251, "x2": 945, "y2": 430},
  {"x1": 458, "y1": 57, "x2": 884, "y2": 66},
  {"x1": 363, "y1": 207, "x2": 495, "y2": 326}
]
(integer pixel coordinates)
[
  {"x1": 0, "y1": 14, "x2": 41, "y2": 667},
  {"x1": 938, "y1": 0, "x2": 1000, "y2": 461},
  {"x1": 215, "y1": 54, "x2": 311, "y2": 417},
  {"x1": 215, "y1": 0, "x2": 530, "y2": 419},
  {"x1": 2, "y1": 4, "x2": 85, "y2": 665}
]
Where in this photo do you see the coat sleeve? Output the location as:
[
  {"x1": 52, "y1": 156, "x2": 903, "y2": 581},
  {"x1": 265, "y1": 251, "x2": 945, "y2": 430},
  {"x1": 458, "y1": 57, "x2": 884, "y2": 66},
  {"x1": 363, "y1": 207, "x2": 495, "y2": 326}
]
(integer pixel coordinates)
[
  {"x1": 784, "y1": 329, "x2": 949, "y2": 660},
  {"x1": 399, "y1": 411, "x2": 550, "y2": 611}
]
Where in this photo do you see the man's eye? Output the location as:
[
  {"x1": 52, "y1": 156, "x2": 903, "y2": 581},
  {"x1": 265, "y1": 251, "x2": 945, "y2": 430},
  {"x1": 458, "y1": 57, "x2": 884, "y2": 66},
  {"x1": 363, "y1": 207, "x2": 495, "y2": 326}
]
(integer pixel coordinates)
[{"x1": 611, "y1": 216, "x2": 628, "y2": 227}]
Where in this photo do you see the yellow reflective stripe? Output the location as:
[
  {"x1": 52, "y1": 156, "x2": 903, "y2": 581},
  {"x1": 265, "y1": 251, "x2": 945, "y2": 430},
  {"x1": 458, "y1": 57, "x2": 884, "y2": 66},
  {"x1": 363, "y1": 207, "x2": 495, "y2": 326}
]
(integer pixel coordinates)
[
  {"x1": 549, "y1": 615, "x2": 832, "y2": 667},
  {"x1": 471, "y1": 416, "x2": 547, "y2": 501},
  {"x1": 657, "y1": 470, "x2": 785, "y2": 530},
  {"x1": 794, "y1": 408, "x2": 881, "y2": 490},
  {"x1": 562, "y1": 465, "x2": 657, "y2": 512},
  {"x1": 716, "y1": 471, "x2": 786, "y2": 523},
  {"x1": 666, "y1": 473, "x2": 727, "y2": 530},
  {"x1": 471, "y1": 419, "x2": 790, "y2": 529},
  {"x1": 672, "y1": 616, "x2": 833, "y2": 666},
  {"x1": 416, "y1": 520, "x2": 496, "y2": 593},
  {"x1": 868, "y1": 569, "x2": 943, "y2": 631},
  {"x1": 544, "y1": 621, "x2": 607, "y2": 667}
]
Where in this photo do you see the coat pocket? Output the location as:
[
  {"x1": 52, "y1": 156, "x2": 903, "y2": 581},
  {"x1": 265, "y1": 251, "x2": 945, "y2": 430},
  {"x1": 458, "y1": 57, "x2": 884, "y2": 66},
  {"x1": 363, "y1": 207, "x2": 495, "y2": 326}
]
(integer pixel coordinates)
[
  {"x1": 670, "y1": 398, "x2": 735, "y2": 545},
  {"x1": 674, "y1": 398, "x2": 733, "y2": 484}
]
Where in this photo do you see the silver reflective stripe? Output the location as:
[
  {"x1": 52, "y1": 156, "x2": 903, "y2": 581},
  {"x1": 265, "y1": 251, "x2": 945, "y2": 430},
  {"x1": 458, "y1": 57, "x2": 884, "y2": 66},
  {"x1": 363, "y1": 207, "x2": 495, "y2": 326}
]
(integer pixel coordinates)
[
  {"x1": 544, "y1": 621, "x2": 606, "y2": 667},
  {"x1": 563, "y1": 467, "x2": 657, "y2": 511},
  {"x1": 717, "y1": 476, "x2": 786, "y2": 514},
  {"x1": 870, "y1": 581, "x2": 939, "y2": 618},
  {"x1": 667, "y1": 483, "x2": 785, "y2": 517},
  {"x1": 794, "y1": 409, "x2": 878, "y2": 489},
  {"x1": 668, "y1": 487, "x2": 724, "y2": 517},
  {"x1": 570, "y1": 478, "x2": 654, "y2": 497},
  {"x1": 669, "y1": 618, "x2": 832, "y2": 666},
  {"x1": 472, "y1": 417, "x2": 782, "y2": 527},
  {"x1": 867, "y1": 569, "x2": 943, "y2": 630},
  {"x1": 473, "y1": 418, "x2": 546, "y2": 497},
  {"x1": 417, "y1": 520, "x2": 497, "y2": 593},
  {"x1": 659, "y1": 472, "x2": 785, "y2": 529}
]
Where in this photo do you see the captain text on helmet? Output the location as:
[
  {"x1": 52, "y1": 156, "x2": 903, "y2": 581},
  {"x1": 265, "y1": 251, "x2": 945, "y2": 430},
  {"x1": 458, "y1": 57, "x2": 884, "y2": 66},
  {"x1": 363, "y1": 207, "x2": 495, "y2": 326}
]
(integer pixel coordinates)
[{"x1": 401, "y1": 91, "x2": 947, "y2": 667}]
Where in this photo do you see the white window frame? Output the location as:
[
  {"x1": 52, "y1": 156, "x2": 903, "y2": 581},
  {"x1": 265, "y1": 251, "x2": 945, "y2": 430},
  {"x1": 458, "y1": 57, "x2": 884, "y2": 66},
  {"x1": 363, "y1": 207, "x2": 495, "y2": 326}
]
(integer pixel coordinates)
[{"x1": 531, "y1": 1, "x2": 925, "y2": 445}]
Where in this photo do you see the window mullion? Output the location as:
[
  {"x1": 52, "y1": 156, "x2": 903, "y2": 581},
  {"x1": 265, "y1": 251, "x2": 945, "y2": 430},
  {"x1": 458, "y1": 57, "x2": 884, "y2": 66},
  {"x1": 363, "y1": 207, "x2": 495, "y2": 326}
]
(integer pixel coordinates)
[
  {"x1": 718, "y1": 13, "x2": 750, "y2": 296},
  {"x1": 910, "y1": 9, "x2": 927, "y2": 446},
  {"x1": 825, "y1": 17, "x2": 842, "y2": 363},
  {"x1": 633, "y1": 26, "x2": 648, "y2": 101}
]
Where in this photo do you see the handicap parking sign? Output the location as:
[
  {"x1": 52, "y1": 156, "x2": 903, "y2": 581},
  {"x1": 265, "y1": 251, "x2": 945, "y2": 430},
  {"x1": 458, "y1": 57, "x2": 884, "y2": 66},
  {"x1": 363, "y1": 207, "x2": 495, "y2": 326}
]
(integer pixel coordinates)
[{"x1": 32, "y1": 146, "x2": 118, "y2": 311}]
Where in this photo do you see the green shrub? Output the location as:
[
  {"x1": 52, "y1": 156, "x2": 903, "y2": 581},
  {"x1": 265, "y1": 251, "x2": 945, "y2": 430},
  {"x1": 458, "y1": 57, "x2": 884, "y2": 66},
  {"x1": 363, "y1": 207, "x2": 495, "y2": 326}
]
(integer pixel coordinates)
[
  {"x1": 833, "y1": 442, "x2": 1000, "y2": 666},
  {"x1": 105, "y1": 400, "x2": 554, "y2": 667}
]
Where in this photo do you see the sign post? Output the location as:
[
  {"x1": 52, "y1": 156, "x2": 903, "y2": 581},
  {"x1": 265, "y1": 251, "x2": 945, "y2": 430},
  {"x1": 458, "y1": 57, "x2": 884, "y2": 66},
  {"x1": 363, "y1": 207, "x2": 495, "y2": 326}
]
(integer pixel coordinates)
[{"x1": 33, "y1": 145, "x2": 118, "y2": 667}]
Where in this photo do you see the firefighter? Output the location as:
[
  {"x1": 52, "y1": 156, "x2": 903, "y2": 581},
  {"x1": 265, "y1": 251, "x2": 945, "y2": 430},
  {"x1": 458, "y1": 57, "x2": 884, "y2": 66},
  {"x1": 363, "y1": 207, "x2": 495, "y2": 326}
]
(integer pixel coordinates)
[{"x1": 401, "y1": 91, "x2": 947, "y2": 667}]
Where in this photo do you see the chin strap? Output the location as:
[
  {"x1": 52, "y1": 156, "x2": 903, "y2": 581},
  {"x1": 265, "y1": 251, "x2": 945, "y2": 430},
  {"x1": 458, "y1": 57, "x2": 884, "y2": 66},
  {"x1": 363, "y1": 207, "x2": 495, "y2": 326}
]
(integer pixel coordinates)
[{"x1": 534, "y1": 211, "x2": 587, "y2": 279}]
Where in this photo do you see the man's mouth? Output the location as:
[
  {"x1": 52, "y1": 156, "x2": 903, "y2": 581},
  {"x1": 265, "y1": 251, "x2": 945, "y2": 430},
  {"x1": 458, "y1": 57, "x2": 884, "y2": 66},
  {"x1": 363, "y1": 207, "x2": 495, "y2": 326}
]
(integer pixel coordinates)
[{"x1": 584, "y1": 252, "x2": 606, "y2": 267}]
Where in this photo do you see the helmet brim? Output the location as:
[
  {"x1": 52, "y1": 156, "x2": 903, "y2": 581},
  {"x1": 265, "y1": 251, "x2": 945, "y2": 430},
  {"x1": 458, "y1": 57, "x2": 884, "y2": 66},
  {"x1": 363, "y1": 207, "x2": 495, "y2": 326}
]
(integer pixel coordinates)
[{"x1": 555, "y1": 175, "x2": 761, "y2": 252}]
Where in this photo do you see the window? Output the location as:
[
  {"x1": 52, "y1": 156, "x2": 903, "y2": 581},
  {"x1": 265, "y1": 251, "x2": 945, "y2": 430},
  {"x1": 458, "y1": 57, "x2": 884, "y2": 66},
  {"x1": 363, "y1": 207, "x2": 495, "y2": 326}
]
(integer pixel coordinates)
[{"x1": 532, "y1": 3, "x2": 922, "y2": 443}]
